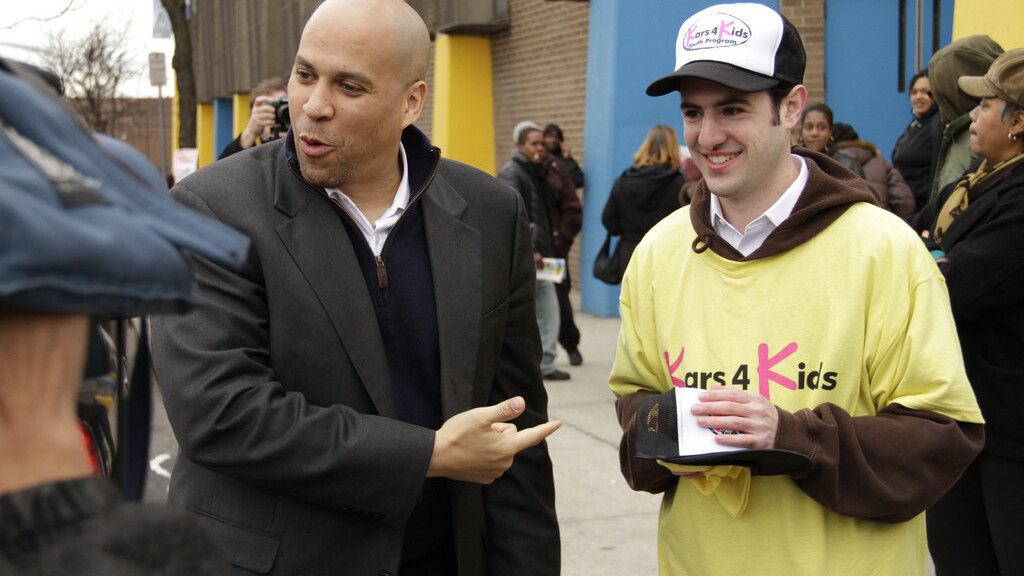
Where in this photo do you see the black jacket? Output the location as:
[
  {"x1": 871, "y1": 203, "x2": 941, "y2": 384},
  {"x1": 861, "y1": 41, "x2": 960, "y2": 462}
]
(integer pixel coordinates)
[
  {"x1": 891, "y1": 105, "x2": 943, "y2": 210},
  {"x1": 0, "y1": 479, "x2": 228, "y2": 575},
  {"x1": 601, "y1": 165, "x2": 685, "y2": 276},
  {"x1": 497, "y1": 152, "x2": 558, "y2": 257},
  {"x1": 908, "y1": 159, "x2": 1024, "y2": 460}
]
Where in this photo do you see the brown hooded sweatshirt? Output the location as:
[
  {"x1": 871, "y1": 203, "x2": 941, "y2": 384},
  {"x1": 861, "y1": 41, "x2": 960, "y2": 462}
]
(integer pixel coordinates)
[{"x1": 616, "y1": 147, "x2": 984, "y2": 523}]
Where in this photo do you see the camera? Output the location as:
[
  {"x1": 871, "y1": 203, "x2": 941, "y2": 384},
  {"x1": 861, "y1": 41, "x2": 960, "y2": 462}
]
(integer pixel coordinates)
[{"x1": 267, "y1": 97, "x2": 290, "y2": 141}]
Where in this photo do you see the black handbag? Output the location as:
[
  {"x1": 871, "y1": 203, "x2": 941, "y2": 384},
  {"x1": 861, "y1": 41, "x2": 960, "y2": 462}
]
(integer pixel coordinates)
[{"x1": 593, "y1": 232, "x2": 622, "y2": 285}]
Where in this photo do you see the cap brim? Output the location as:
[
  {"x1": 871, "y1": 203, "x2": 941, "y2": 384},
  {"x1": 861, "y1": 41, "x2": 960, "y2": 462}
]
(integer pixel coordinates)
[
  {"x1": 662, "y1": 448, "x2": 812, "y2": 476},
  {"x1": 958, "y1": 75, "x2": 998, "y2": 100},
  {"x1": 647, "y1": 61, "x2": 780, "y2": 96}
]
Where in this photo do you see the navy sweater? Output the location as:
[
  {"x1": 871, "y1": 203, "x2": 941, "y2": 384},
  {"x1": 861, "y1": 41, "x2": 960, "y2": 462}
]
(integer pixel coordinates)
[{"x1": 330, "y1": 132, "x2": 455, "y2": 573}]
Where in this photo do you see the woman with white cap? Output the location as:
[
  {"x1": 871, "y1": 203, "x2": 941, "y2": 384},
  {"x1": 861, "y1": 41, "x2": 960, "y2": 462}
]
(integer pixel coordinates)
[{"x1": 908, "y1": 47, "x2": 1024, "y2": 576}]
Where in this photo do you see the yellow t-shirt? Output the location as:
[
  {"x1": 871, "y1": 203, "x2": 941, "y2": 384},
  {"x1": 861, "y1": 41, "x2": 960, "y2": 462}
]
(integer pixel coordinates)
[{"x1": 610, "y1": 203, "x2": 983, "y2": 575}]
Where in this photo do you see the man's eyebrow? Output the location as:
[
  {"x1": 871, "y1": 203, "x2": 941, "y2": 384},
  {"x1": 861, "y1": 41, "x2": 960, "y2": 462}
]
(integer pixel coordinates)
[
  {"x1": 293, "y1": 56, "x2": 375, "y2": 89},
  {"x1": 680, "y1": 95, "x2": 753, "y2": 110}
]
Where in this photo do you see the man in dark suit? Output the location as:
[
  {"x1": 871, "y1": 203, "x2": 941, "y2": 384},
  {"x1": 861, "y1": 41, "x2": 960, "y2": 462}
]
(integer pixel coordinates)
[{"x1": 150, "y1": 1, "x2": 562, "y2": 574}]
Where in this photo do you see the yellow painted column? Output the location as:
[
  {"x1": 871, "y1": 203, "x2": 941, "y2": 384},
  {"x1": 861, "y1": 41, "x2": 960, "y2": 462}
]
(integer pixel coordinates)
[
  {"x1": 232, "y1": 92, "x2": 250, "y2": 136},
  {"x1": 432, "y1": 33, "x2": 495, "y2": 175},
  {"x1": 953, "y1": 0, "x2": 1024, "y2": 49},
  {"x1": 172, "y1": 89, "x2": 179, "y2": 153},
  {"x1": 197, "y1": 102, "x2": 215, "y2": 169}
]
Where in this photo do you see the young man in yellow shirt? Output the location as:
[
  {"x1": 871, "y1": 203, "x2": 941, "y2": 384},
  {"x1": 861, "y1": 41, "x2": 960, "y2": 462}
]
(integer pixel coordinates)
[{"x1": 611, "y1": 4, "x2": 984, "y2": 574}]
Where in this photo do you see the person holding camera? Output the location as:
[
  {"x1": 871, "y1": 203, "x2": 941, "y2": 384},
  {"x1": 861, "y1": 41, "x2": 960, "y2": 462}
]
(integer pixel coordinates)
[{"x1": 217, "y1": 76, "x2": 288, "y2": 160}]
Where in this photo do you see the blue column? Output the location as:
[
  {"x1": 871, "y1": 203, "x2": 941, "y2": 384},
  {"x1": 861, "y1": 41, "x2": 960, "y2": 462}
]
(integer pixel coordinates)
[
  {"x1": 213, "y1": 99, "x2": 234, "y2": 160},
  {"x1": 824, "y1": 0, "x2": 954, "y2": 161}
]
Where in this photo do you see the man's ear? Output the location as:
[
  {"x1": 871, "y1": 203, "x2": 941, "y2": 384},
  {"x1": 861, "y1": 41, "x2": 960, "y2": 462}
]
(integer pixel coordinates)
[
  {"x1": 782, "y1": 85, "x2": 808, "y2": 130},
  {"x1": 402, "y1": 80, "x2": 427, "y2": 128}
]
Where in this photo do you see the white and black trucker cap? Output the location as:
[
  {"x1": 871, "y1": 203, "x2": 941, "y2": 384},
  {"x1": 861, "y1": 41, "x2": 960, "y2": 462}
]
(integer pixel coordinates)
[{"x1": 647, "y1": 3, "x2": 806, "y2": 96}]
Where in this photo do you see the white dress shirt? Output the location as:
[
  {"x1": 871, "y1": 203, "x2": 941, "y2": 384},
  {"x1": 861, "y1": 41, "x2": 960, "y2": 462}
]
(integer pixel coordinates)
[
  {"x1": 325, "y1": 143, "x2": 411, "y2": 257},
  {"x1": 710, "y1": 155, "x2": 809, "y2": 257}
]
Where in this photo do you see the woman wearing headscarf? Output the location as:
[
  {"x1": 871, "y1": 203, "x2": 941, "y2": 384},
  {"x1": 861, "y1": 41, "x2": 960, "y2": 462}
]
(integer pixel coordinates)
[
  {"x1": 926, "y1": 35, "x2": 1004, "y2": 204},
  {"x1": 908, "y1": 47, "x2": 1024, "y2": 576}
]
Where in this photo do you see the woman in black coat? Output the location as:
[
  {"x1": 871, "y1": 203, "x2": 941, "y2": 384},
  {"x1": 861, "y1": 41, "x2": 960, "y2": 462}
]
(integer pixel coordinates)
[
  {"x1": 600, "y1": 125, "x2": 686, "y2": 282},
  {"x1": 907, "y1": 48, "x2": 1024, "y2": 576},
  {"x1": 892, "y1": 68, "x2": 944, "y2": 212}
]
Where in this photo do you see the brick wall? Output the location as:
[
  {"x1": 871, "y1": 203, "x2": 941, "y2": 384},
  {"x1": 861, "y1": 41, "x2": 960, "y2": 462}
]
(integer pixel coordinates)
[
  {"x1": 76, "y1": 97, "x2": 175, "y2": 183},
  {"x1": 781, "y1": 0, "x2": 826, "y2": 105},
  {"x1": 492, "y1": 0, "x2": 589, "y2": 173},
  {"x1": 780, "y1": 0, "x2": 826, "y2": 143},
  {"x1": 491, "y1": 0, "x2": 590, "y2": 291}
]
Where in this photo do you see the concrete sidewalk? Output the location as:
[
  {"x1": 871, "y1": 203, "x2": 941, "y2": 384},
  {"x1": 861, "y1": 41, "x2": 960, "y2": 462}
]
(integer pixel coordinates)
[{"x1": 544, "y1": 309, "x2": 661, "y2": 576}]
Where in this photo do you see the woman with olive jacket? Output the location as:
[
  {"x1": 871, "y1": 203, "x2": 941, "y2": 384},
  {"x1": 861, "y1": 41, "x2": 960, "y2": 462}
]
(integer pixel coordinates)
[{"x1": 907, "y1": 48, "x2": 1024, "y2": 576}]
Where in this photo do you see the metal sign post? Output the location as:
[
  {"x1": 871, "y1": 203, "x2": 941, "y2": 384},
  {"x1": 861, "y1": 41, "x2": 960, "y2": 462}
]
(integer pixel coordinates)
[{"x1": 148, "y1": 52, "x2": 168, "y2": 183}]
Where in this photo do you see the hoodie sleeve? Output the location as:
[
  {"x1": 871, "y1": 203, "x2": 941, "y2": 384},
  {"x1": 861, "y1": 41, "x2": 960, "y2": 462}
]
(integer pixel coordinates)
[
  {"x1": 614, "y1": 390, "x2": 679, "y2": 493},
  {"x1": 775, "y1": 403, "x2": 983, "y2": 523}
]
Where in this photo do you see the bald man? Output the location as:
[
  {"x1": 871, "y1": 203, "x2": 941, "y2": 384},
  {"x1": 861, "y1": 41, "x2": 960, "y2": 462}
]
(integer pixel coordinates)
[{"x1": 151, "y1": 1, "x2": 562, "y2": 574}]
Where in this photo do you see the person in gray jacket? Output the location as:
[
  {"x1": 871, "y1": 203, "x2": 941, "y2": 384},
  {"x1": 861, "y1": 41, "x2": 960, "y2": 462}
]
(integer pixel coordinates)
[{"x1": 150, "y1": 1, "x2": 561, "y2": 574}]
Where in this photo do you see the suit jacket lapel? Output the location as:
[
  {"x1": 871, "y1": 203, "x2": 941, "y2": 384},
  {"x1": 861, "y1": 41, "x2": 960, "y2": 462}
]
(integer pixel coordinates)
[
  {"x1": 274, "y1": 182, "x2": 397, "y2": 417},
  {"x1": 422, "y1": 180, "x2": 480, "y2": 417}
]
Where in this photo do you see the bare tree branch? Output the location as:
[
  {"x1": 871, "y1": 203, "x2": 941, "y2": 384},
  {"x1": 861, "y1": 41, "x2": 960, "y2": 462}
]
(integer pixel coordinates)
[
  {"x1": 1, "y1": 1, "x2": 84, "y2": 31},
  {"x1": 40, "y1": 20, "x2": 139, "y2": 135}
]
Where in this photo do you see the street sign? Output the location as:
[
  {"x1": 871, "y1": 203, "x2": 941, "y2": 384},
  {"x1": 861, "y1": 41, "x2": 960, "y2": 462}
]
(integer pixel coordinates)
[{"x1": 148, "y1": 52, "x2": 167, "y2": 87}]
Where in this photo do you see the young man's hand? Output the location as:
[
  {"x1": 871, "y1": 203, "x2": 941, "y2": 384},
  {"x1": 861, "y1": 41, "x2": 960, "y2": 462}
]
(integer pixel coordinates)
[{"x1": 689, "y1": 386, "x2": 778, "y2": 449}]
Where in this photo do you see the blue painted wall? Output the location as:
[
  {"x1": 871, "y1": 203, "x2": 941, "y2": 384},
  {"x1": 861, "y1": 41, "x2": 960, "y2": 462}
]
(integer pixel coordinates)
[
  {"x1": 824, "y1": 0, "x2": 953, "y2": 162},
  {"x1": 213, "y1": 99, "x2": 234, "y2": 160},
  {"x1": 581, "y1": 0, "x2": 778, "y2": 318}
]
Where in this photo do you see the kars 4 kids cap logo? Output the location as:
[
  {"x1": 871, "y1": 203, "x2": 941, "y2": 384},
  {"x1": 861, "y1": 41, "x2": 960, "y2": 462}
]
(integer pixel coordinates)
[{"x1": 683, "y1": 12, "x2": 752, "y2": 51}]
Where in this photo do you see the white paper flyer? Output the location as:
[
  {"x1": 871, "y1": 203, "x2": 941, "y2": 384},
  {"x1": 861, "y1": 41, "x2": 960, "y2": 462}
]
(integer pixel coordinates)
[
  {"x1": 536, "y1": 258, "x2": 566, "y2": 283},
  {"x1": 674, "y1": 387, "x2": 744, "y2": 456}
]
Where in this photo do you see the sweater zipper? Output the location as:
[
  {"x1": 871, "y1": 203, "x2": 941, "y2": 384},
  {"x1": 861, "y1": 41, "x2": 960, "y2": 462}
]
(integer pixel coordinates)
[
  {"x1": 375, "y1": 255, "x2": 388, "y2": 288},
  {"x1": 371, "y1": 153, "x2": 440, "y2": 290},
  {"x1": 289, "y1": 152, "x2": 441, "y2": 291}
]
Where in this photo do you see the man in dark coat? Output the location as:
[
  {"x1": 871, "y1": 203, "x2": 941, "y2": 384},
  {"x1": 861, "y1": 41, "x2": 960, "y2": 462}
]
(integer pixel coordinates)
[
  {"x1": 150, "y1": 1, "x2": 562, "y2": 574},
  {"x1": 498, "y1": 121, "x2": 574, "y2": 380},
  {"x1": 543, "y1": 145, "x2": 584, "y2": 365}
]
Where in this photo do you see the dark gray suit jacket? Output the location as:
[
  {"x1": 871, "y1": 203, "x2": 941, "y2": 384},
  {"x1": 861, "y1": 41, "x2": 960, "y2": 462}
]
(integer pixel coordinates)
[{"x1": 151, "y1": 129, "x2": 560, "y2": 576}]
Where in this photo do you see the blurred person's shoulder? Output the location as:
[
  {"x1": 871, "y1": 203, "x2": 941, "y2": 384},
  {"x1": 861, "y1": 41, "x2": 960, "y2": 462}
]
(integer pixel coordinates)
[{"x1": 173, "y1": 139, "x2": 289, "y2": 209}]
